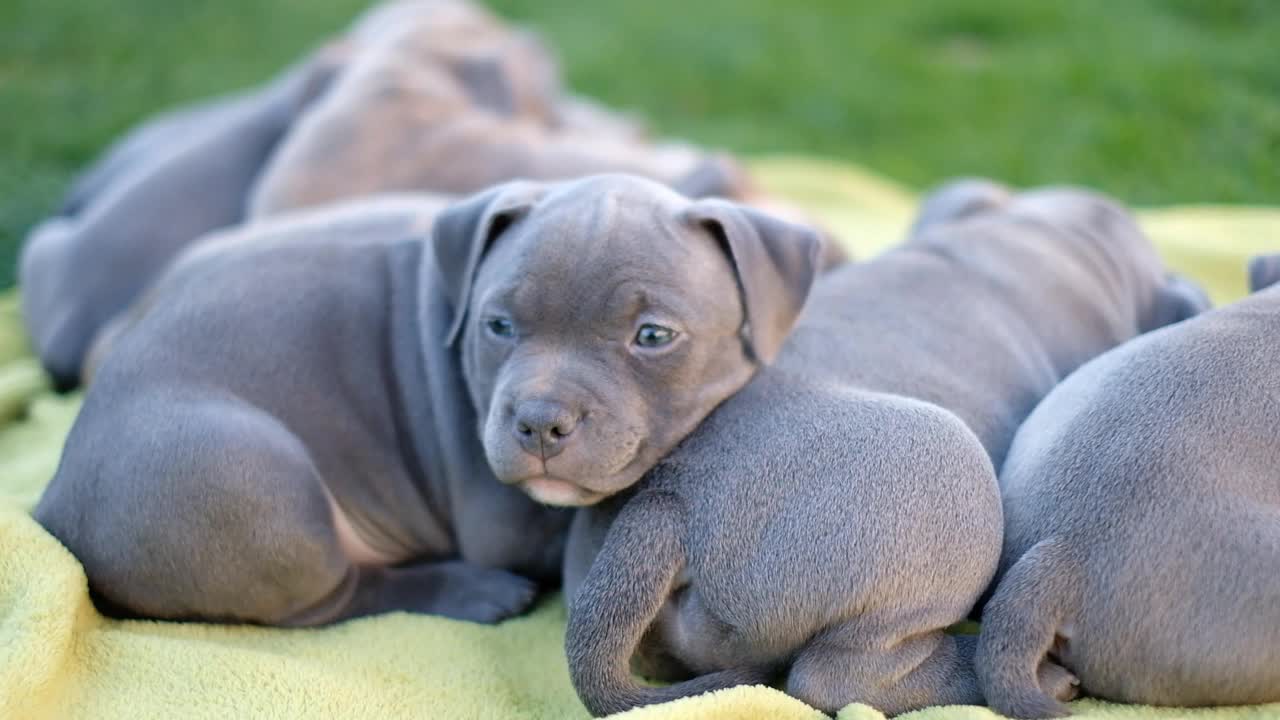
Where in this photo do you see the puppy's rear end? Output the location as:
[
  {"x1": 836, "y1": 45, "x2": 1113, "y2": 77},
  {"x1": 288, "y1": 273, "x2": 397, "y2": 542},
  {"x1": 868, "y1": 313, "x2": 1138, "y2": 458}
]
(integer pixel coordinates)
[{"x1": 566, "y1": 376, "x2": 1004, "y2": 716}]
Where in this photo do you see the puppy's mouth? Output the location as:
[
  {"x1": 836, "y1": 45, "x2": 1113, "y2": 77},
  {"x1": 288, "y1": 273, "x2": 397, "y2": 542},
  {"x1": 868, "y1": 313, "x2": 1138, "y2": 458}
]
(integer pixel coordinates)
[{"x1": 519, "y1": 476, "x2": 606, "y2": 507}]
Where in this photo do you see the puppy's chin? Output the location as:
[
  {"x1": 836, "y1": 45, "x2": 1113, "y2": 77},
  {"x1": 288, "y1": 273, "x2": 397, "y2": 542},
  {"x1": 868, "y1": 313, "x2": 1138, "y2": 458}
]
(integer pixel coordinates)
[{"x1": 520, "y1": 477, "x2": 605, "y2": 507}]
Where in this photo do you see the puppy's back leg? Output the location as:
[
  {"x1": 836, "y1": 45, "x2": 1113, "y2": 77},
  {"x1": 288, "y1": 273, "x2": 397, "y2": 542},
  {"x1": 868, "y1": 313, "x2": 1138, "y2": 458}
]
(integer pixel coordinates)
[
  {"x1": 566, "y1": 492, "x2": 772, "y2": 717},
  {"x1": 785, "y1": 620, "x2": 985, "y2": 715},
  {"x1": 37, "y1": 396, "x2": 534, "y2": 626},
  {"x1": 975, "y1": 538, "x2": 1082, "y2": 719}
]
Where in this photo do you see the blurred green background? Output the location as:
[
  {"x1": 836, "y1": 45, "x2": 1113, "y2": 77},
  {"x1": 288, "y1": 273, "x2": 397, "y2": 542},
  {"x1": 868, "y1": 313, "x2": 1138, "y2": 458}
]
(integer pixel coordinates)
[{"x1": 1, "y1": 0, "x2": 1277, "y2": 288}]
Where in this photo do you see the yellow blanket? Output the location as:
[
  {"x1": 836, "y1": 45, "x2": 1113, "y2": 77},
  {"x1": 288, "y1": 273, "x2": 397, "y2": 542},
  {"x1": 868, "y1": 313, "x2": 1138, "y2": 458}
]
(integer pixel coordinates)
[{"x1": 2, "y1": 159, "x2": 1278, "y2": 720}]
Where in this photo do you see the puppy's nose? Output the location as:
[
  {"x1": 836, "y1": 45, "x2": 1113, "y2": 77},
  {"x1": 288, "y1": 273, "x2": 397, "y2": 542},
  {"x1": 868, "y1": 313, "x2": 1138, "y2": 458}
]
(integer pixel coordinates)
[{"x1": 513, "y1": 400, "x2": 580, "y2": 459}]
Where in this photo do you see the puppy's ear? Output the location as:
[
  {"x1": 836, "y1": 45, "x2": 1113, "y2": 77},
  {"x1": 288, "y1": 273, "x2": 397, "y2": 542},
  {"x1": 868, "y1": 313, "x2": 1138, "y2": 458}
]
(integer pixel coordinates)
[
  {"x1": 453, "y1": 32, "x2": 558, "y2": 118},
  {"x1": 1148, "y1": 273, "x2": 1211, "y2": 330},
  {"x1": 671, "y1": 155, "x2": 753, "y2": 200},
  {"x1": 681, "y1": 199, "x2": 823, "y2": 363},
  {"x1": 453, "y1": 55, "x2": 517, "y2": 116},
  {"x1": 1248, "y1": 254, "x2": 1280, "y2": 294},
  {"x1": 433, "y1": 181, "x2": 545, "y2": 346}
]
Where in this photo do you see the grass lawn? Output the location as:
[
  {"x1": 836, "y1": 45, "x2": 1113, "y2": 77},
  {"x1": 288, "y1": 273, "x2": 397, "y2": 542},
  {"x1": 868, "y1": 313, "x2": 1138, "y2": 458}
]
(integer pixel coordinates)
[{"x1": 1, "y1": 0, "x2": 1277, "y2": 288}]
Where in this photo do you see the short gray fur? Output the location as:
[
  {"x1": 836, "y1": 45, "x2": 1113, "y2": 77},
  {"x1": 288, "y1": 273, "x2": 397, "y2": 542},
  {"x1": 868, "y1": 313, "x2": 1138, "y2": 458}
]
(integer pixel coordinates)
[
  {"x1": 976, "y1": 254, "x2": 1280, "y2": 717},
  {"x1": 33, "y1": 175, "x2": 820, "y2": 627},
  {"x1": 562, "y1": 179, "x2": 1209, "y2": 717}
]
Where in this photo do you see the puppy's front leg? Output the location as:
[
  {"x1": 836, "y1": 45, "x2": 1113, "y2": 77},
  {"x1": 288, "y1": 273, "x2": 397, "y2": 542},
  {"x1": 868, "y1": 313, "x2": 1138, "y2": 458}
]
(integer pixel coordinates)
[{"x1": 316, "y1": 560, "x2": 539, "y2": 625}]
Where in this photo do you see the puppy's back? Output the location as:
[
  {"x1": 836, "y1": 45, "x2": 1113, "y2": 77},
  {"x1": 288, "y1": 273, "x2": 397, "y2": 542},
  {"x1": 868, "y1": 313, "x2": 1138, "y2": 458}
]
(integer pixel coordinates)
[{"x1": 780, "y1": 189, "x2": 1180, "y2": 468}]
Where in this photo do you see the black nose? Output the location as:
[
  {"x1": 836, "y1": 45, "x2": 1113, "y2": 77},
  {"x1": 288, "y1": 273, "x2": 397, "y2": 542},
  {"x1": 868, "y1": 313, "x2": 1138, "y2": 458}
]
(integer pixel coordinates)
[{"x1": 513, "y1": 400, "x2": 580, "y2": 459}]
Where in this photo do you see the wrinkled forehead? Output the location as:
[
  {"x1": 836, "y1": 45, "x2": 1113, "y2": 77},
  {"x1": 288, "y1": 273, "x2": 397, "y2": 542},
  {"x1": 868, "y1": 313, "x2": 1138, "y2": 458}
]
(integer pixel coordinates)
[{"x1": 472, "y1": 192, "x2": 740, "y2": 322}]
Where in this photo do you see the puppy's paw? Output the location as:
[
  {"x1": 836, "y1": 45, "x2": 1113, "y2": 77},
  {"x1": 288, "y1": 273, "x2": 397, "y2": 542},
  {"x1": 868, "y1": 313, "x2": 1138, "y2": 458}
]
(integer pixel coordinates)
[
  {"x1": 448, "y1": 566, "x2": 540, "y2": 624},
  {"x1": 1038, "y1": 661, "x2": 1081, "y2": 703}
]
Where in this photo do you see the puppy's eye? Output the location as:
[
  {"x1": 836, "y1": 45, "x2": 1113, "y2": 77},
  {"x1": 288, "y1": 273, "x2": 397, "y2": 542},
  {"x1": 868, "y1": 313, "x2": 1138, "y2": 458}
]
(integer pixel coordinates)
[
  {"x1": 485, "y1": 317, "x2": 515, "y2": 338},
  {"x1": 634, "y1": 323, "x2": 678, "y2": 348}
]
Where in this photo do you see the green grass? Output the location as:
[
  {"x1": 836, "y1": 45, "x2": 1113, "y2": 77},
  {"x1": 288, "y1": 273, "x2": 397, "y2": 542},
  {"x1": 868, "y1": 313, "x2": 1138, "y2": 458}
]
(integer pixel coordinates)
[{"x1": 2, "y1": 0, "x2": 1277, "y2": 288}]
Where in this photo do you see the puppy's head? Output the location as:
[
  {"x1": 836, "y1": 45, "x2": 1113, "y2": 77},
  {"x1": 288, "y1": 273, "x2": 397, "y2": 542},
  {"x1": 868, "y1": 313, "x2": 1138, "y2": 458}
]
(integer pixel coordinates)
[{"x1": 433, "y1": 175, "x2": 821, "y2": 506}]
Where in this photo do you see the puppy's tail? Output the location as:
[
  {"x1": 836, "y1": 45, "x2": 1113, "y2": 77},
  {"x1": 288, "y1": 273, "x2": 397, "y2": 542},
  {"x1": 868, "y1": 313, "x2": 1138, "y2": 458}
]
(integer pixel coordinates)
[
  {"x1": 566, "y1": 492, "x2": 772, "y2": 717},
  {"x1": 976, "y1": 539, "x2": 1083, "y2": 719}
]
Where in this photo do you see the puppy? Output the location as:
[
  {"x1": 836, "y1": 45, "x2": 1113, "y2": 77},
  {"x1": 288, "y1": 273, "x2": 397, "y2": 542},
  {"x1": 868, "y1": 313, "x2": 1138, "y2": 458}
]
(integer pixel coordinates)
[
  {"x1": 976, "y1": 255, "x2": 1280, "y2": 717},
  {"x1": 55, "y1": 92, "x2": 262, "y2": 218},
  {"x1": 19, "y1": 48, "x2": 342, "y2": 389},
  {"x1": 562, "y1": 180, "x2": 1209, "y2": 716},
  {"x1": 53, "y1": 0, "x2": 544, "y2": 220},
  {"x1": 33, "y1": 175, "x2": 820, "y2": 626},
  {"x1": 246, "y1": 9, "x2": 751, "y2": 216}
]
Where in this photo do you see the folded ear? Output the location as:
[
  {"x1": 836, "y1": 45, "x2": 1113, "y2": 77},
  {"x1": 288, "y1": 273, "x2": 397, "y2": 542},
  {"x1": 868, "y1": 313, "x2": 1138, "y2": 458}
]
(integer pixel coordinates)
[
  {"x1": 1147, "y1": 273, "x2": 1211, "y2": 330},
  {"x1": 1248, "y1": 253, "x2": 1280, "y2": 294},
  {"x1": 452, "y1": 31, "x2": 559, "y2": 118},
  {"x1": 680, "y1": 199, "x2": 823, "y2": 363},
  {"x1": 671, "y1": 154, "x2": 753, "y2": 200},
  {"x1": 453, "y1": 54, "x2": 518, "y2": 115},
  {"x1": 433, "y1": 181, "x2": 546, "y2": 346}
]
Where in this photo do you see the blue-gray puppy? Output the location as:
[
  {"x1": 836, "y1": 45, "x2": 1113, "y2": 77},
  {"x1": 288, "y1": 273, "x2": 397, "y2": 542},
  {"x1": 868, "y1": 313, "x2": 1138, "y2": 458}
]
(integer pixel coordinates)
[
  {"x1": 976, "y1": 255, "x2": 1280, "y2": 717},
  {"x1": 33, "y1": 175, "x2": 820, "y2": 625},
  {"x1": 19, "y1": 49, "x2": 341, "y2": 389},
  {"x1": 563, "y1": 181, "x2": 1208, "y2": 717}
]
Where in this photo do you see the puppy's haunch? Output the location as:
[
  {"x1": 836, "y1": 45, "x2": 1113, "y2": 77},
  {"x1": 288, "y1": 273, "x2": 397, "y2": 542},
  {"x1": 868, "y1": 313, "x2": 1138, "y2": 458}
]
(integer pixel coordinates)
[
  {"x1": 33, "y1": 175, "x2": 818, "y2": 626},
  {"x1": 564, "y1": 180, "x2": 1209, "y2": 717},
  {"x1": 977, "y1": 255, "x2": 1280, "y2": 717}
]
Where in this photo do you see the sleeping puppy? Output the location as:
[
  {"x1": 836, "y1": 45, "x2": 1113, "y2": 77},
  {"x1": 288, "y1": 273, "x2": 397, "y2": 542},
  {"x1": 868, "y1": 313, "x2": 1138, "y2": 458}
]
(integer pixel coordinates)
[
  {"x1": 19, "y1": 48, "x2": 342, "y2": 389},
  {"x1": 246, "y1": 9, "x2": 752, "y2": 216},
  {"x1": 976, "y1": 255, "x2": 1280, "y2": 717},
  {"x1": 33, "y1": 175, "x2": 820, "y2": 626},
  {"x1": 562, "y1": 180, "x2": 1209, "y2": 717}
]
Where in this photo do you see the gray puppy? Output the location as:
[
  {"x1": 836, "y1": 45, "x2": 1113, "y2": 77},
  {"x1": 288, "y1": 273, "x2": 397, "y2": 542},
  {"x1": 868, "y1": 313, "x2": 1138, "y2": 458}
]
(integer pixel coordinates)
[
  {"x1": 56, "y1": 92, "x2": 261, "y2": 218},
  {"x1": 33, "y1": 175, "x2": 820, "y2": 626},
  {"x1": 976, "y1": 255, "x2": 1280, "y2": 717},
  {"x1": 246, "y1": 10, "x2": 751, "y2": 217},
  {"x1": 19, "y1": 50, "x2": 341, "y2": 389},
  {"x1": 52, "y1": 0, "x2": 551, "y2": 220},
  {"x1": 562, "y1": 180, "x2": 1209, "y2": 717}
]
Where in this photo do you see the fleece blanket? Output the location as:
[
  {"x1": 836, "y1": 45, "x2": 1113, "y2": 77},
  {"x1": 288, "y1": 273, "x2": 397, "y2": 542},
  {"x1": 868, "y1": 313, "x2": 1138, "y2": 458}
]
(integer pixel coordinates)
[{"x1": 2, "y1": 158, "x2": 1279, "y2": 720}]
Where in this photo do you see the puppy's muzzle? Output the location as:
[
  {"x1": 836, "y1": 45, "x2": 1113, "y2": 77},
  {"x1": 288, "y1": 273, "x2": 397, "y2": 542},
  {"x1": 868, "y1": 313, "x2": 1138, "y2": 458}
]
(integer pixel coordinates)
[{"x1": 513, "y1": 399, "x2": 581, "y2": 460}]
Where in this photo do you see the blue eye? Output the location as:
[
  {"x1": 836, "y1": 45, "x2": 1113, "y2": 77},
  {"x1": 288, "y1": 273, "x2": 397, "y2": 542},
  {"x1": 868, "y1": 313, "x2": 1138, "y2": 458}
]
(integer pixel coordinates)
[
  {"x1": 485, "y1": 317, "x2": 515, "y2": 338},
  {"x1": 634, "y1": 323, "x2": 678, "y2": 348}
]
